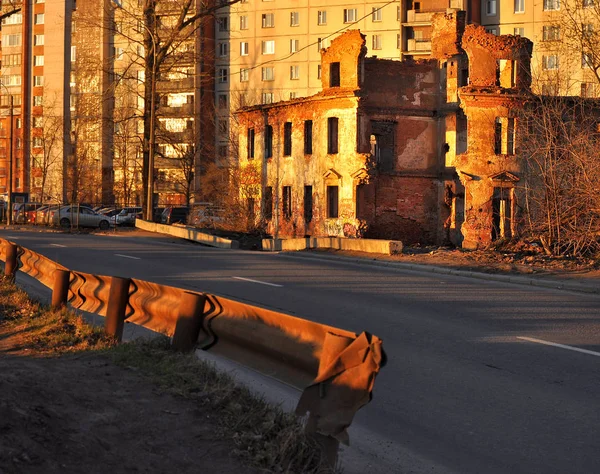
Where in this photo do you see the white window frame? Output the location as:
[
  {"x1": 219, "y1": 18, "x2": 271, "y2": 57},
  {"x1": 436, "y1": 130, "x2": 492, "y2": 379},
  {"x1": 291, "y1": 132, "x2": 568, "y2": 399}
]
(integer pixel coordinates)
[
  {"x1": 290, "y1": 11, "x2": 299, "y2": 27},
  {"x1": 486, "y1": 0, "x2": 497, "y2": 16},
  {"x1": 262, "y1": 40, "x2": 275, "y2": 55},
  {"x1": 240, "y1": 42, "x2": 249, "y2": 56},
  {"x1": 317, "y1": 10, "x2": 327, "y2": 25},
  {"x1": 290, "y1": 39, "x2": 299, "y2": 53},
  {"x1": 33, "y1": 55, "x2": 44, "y2": 66},
  {"x1": 262, "y1": 66, "x2": 274, "y2": 81},
  {"x1": 262, "y1": 13, "x2": 274, "y2": 28},
  {"x1": 542, "y1": 54, "x2": 559, "y2": 70},
  {"x1": 290, "y1": 65, "x2": 299, "y2": 80},
  {"x1": 514, "y1": 0, "x2": 525, "y2": 13},
  {"x1": 240, "y1": 15, "x2": 248, "y2": 30},
  {"x1": 372, "y1": 7, "x2": 382, "y2": 22},
  {"x1": 34, "y1": 13, "x2": 44, "y2": 24},
  {"x1": 344, "y1": 8, "x2": 357, "y2": 23},
  {"x1": 543, "y1": 0, "x2": 560, "y2": 11}
]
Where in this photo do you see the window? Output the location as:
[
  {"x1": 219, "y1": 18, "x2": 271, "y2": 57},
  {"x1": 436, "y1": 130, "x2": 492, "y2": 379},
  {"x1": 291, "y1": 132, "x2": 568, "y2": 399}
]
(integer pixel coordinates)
[
  {"x1": 218, "y1": 68, "x2": 228, "y2": 83},
  {"x1": 2, "y1": 12, "x2": 22, "y2": 24},
  {"x1": 218, "y1": 94, "x2": 227, "y2": 109},
  {"x1": 264, "y1": 187, "x2": 273, "y2": 220},
  {"x1": 397, "y1": 33, "x2": 401, "y2": 49},
  {"x1": 33, "y1": 96, "x2": 43, "y2": 106},
  {"x1": 265, "y1": 125, "x2": 273, "y2": 157},
  {"x1": 32, "y1": 137, "x2": 43, "y2": 148},
  {"x1": 218, "y1": 119, "x2": 227, "y2": 135},
  {"x1": 240, "y1": 41, "x2": 249, "y2": 56},
  {"x1": 2, "y1": 34, "x2": 21, "y2": 46},
  {"x1": 514, "y1": 27, "x2": 524, "y2": 37},
  {"x1": 582, "y1": 52, "x2": 593, "y2": 68},
  {"x1": 372, "y1": 35, "x2": 382, "y2": 50},
  {"x1": 327, "y1": 117, "x2": 339, "y2": 154},
  {"x1": 290, "y1": 11, "x2": 299, "y2": 26},
  {"x1": 329, "y1": 62, "x2": 340, "y2": 87},
  {"x1": 344, "y1": 8, "x2": 357, "y2": 23},
  {"x1": 290, "y1": 65, "x2": 299, "y2": 80},
  {"x1": 542, "y1": 25, "x2": 560, "y2": 41},
  {"x1": 304, "y1": 120, "x2": 313, "y2": 154},
  {"x1": 262, "y1": 40, "x2": 275, "y2": 55},
  {"x1": 240, "y1": 68, "x2": 249, "y2": 82},
  {"x1": 283, "y1": 122, "x2": 292, "y2": 156},
  {"x1": 282, "y1": 186, "x2": 292, "y2": 219},
  {"x1": 34, "y1": 13, "x2": 44, "y2": 24},
  {"x1": 317, "y1": 64, "x2": 322, "y2": 79},
  {"x1": 262, "y1": 92, "x2": 274, "y2": 104},
  {"x1": 262, "y1": 13, "x2": 274, "y2": 28},
  {"x1": 304, "y1": 186, "x2": 313, "y2": 222},
  {"x1": 218, "y1": 42, "x2": 228, "y2": 57},
  {"x1": 290, "y1": 39, "x2": 299, "y2": 53},
  {"x1": 34, "y1": 55, "x2": 44, "y2": 66},
  {"x1": 514, "y1": 0, "x2": 524, "y2": 13},
  {"x1": 584, "y1": 0, "x2": 595, "y2": 6},
  {"x1": 542, "y1": 55, "x2": 559, "y2": 70},
  {"x1": 507, "y1": 118, "x2": 515, "y2": 155},
  {"x1": 290, "y1": 92, "x2": 297, "y2": 99},
  {"x1": 218, "y1": 144, "x2": 228, "y2": 158},
  {"x1": 114, "y1": 47, "x2": 123, "y2": 60},
  {"x1": 485, "y1": 27, "x2": 498, "y2": 35},
  {"x1": 34, "y1": 34, "x2": 44, "y2": 46},
  {"x1": 247, "y1": 128, "x2": 255, "y2": 159},
  {"x1": 240, "y1": 15, "x2": 248, "y2": 30},
  {"x1": 262, "y1": 66, "x2": 274, "y2": 81},
  {"x1": 372, "y1": 7, "x2": 382, "y2": 22},
  {"x1": 3, "y1": 54, "x2": 21, "y2": 66},
  {"x1": 581, "y1": 82, "x2": 595, "y2": 97},
  {"x1": 583, "y1": 23, "x2": 594, "y2": 39},
  {"x1": 542, "y1": 83, "x2": 558, "y2": 95},
  {"x1": 217, "y1": 17, "x2": 228, "y2": 31},
  {"x1": 0, "y1": 74, "x2": 21, "y2": 86},
  {"x1": 16, "y1": 118, "x2": 21, "y2": 128},
  {"x1": 486, "y1": 0, "x2": 496, "y2": 15},
  {"x1": 543, "y1": 0, "x2": 560, "y2": 10},
  {"x1": 327, "y1": 186, "x2": 339, "y2": 218},
  {"x1": 397, "y1": 5, "x2": 401, "y2": 21},
  {"x1": 317, "y1": 10, "x2": 327, "y2": 25},
  {"x1": 34, "y1": 75, "x2": 44, "y2": 87}
]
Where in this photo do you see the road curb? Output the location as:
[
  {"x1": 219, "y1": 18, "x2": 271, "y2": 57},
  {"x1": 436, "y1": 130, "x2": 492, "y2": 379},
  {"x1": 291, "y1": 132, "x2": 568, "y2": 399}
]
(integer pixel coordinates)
[{"x1": 277, "y1": 251, "x2": 600, "y2": 295}]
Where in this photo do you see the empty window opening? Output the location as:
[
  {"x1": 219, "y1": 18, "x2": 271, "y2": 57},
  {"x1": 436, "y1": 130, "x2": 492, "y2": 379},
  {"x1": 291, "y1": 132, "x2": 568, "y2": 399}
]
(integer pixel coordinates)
[
  {"x1": 283, "y1": 122, "x2": 292, "y2": 156},
  {"x1": 282, "y1": 186, "x2": 292, "y2": 220},
  {"x1": 304, "y1": 120, "x2": 313, "y2": 154},
  {"x1": 329, "y1": 62, "x2": 340, "y2": 87},
  {"x1": 304, "y1": 185, "x2": 313, "y2": 222},
  {"x1": 327, "y1": 185, "x2": 339, "y2": 218},
  {"x1": 327, "y1": 117, "x2": 339, "y2": 154}
]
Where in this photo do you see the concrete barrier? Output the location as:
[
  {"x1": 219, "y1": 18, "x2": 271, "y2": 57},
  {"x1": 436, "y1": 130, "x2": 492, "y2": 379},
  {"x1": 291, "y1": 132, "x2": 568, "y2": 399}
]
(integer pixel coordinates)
[
  {"x1": 136, "y1": 220, "x2": 239, "y2": 249},
  {"x1": 262, "y1": 237, "x2": 403, "y2": 255}
]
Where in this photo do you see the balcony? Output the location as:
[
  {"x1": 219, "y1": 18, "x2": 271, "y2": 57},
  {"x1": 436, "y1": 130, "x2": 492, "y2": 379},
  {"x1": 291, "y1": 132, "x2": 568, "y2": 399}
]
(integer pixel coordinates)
[
  {"x1": 404, "y1": 2, "x2": 466, "y2": 24},
  {"x1": 157, "y1": 103, "x2": 195, "y2": 116},
  {"x1": 406, "y1": 38, "x2": 432, "y2": 54},
  {"x1": 157, "y1": 77, "x2": 194, "y2": 92}
]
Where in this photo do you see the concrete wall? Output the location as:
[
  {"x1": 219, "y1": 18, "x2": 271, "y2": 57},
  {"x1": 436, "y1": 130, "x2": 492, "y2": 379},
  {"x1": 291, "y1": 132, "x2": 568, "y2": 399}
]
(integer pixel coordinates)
[
  {"x1": 135, "y1": 219, "x2": 239, "y2": 249},
  {"x1": 263, "y1": 237, "x2": 403, "y2": 255}
]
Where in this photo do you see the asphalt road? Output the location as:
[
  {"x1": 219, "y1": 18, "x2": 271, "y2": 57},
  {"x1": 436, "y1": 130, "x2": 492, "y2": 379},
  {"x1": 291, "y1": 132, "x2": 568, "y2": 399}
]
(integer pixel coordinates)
[{"x1": 3, "y1": 229, "x2": 600, "y2": 474}]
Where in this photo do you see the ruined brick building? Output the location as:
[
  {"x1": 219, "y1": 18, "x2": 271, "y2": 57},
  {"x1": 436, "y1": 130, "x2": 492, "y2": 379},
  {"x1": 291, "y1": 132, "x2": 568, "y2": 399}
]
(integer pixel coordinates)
[{"x1": 235, "y1": 12, "x2": 533, "y2": 249}]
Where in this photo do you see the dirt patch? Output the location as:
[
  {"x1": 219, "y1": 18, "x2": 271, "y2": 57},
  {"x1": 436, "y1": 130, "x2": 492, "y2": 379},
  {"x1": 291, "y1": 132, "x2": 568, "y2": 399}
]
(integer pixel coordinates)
[
  {"x1": 0, "y1": 281, "x2": 335, "y2": 474},
  {"x1": 308, "y1": 243, "x2": 600, "y2": 282}
]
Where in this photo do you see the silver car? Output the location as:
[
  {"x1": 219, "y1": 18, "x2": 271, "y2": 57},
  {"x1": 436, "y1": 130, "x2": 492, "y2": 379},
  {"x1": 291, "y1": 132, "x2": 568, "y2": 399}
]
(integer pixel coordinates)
[{"x1": 49, "y1": 205, "x2": 111, "y2": 230}]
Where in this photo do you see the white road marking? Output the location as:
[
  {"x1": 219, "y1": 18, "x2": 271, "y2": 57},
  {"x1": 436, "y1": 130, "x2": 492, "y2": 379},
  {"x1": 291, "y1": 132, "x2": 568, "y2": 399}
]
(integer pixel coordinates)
[
  {"x1": 114, "y1": 253, "x2": 141, "y2": 260},
  {"x1": 5, "y1": 236, "x2": 18, "y2": 239},
  {"x1": 49, "y1": 243, "x2": 67, "y2": 248},
  {"x1": 517, "y1": 336, "x2": 600, "y2": 358},
  {"x1": 232, "y1": 276, "x2": 282, "y2": 288}
]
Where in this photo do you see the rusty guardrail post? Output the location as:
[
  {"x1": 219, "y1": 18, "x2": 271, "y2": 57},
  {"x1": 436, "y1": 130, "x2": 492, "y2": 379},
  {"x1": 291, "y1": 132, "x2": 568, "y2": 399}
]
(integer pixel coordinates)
[
  {"x1": 105, "y1": 276, "x2": 131, "y2": 342},
  {"x1": 51, "y1": 269, "x2": 71, "y2": 309},
  {"x1": 172, "y1": 292, "x2": 207, "y2": 352},
  {"x1": 4, "y1": 242, "x2": 18, "y2": 279}
]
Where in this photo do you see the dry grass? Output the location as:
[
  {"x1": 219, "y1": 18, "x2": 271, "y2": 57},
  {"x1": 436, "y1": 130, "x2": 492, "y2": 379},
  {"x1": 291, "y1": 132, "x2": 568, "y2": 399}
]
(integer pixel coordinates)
[{"x1": 0, "y1": 277, "x2": 339, "y2": 473}]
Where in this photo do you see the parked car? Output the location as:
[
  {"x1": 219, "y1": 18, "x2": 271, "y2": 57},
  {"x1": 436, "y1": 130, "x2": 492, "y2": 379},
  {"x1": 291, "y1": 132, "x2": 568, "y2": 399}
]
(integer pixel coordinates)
[
  {"x1": 34, "y1": 205, "x2": 57, "y2": 225},
  {"x1": 13, "y1": 202, "x2": 43, "y2": 224},
  {"x1": 98, "y1": 207, "x2": 123, "y2": 218},
  {"x1": 112, "y1": 207, "x2": 142, "y2": 226},
  {"x1": 49, "y1": 205, "x2": 111, "y2": 230},
  {"x1": 161, "y1": 206, "x2": 189, "y2": 225}
]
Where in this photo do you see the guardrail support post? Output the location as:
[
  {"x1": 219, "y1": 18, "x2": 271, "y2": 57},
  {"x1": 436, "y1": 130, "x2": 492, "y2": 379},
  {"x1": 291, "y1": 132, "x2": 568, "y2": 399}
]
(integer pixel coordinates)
[
  {"x1": 172, "y1": 292, "x2": 207, "y2": 352},
  {"x1": 105, "y1": 277, "x2": 131, "y2": 342},
  {"x1": 51, "y1": 269, "x2": 71, "y2": 309},
  {"x1": 4, "y1": 242, "x2": 18, "y2": 279}
]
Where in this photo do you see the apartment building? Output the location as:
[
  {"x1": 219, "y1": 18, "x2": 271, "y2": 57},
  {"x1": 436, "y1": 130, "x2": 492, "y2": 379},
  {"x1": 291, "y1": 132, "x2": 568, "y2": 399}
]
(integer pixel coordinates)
[
  {"x1": 0, "y1": 0, "x2": 72, "y2": 205},
  {"x1": 480, "y1": 0, "x2": 599, "y2": 97},
  {"x1": 213, "y1": 1, "x2": 478, "y2": 162}
]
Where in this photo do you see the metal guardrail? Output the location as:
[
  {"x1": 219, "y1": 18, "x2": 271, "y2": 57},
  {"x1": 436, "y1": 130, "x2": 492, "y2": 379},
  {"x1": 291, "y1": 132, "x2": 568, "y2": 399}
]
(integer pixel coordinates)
[{"x1": 1, "y1": 239, "x2": 386, "y2": 461}]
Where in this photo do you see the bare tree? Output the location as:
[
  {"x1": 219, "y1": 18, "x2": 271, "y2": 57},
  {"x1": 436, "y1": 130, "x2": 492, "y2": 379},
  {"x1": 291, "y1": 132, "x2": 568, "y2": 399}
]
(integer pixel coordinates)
[{"x1": 30, "y1": 110, "x2": 63, "y2": 202}]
